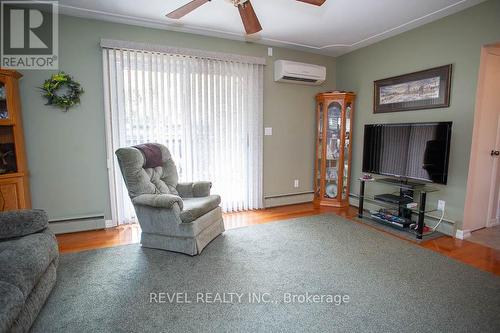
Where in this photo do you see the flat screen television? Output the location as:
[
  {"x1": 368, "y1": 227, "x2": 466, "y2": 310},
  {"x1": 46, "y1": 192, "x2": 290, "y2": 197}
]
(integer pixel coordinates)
[{"x1": 362, "y1": 122, "x2": 452, "y2": 184}]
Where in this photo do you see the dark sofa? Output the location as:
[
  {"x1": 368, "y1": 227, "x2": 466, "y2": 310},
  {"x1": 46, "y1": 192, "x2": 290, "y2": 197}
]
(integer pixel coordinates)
[{"x1": 0, "y1": 210, "x2": 59, "y2": 333}]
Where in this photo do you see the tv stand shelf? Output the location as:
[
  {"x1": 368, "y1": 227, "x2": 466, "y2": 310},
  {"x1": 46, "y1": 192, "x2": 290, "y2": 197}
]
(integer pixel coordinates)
[
  {"x1": 361, "y1": 194, "x2": 438, "y2": 215},
  {"x1": 374, "y1": 177, "x2": 431, "y2": 191},
  {"x1": 358, "y1": 178, "x2": 439, "y2": 239}
]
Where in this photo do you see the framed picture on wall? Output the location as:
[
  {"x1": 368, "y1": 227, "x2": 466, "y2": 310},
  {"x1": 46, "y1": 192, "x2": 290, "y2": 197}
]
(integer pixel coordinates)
[{"x1": 373, "y1": 64, "x2": 452, "y2": 113}]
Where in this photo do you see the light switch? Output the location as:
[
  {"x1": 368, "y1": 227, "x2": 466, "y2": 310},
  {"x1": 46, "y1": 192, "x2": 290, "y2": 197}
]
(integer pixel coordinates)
[
  {"x1": 264, "y1": 127, "x2": 273, "y2": 136},
  {"x1": 268, "y1": 47, "x2": 273, "y2": 57}
]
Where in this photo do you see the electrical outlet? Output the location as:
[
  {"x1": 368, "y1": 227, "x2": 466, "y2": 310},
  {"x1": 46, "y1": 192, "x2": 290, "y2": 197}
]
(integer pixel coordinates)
[
  {"x1": 264, "y1": 127, "x2": 273, "y2": 136},
  {"x1": 437, "y1": 200, "x2": 445, "y2": 211},
  {"x1": 268, "y1": 47, "x2": 273, "y2": 57},
  {"x1": 294, "y1": 179, "x2": 299, "y2": 188}
]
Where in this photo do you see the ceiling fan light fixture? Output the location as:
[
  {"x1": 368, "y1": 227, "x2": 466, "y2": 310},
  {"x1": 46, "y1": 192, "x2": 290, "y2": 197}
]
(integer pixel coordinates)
[{"x1": 226, "y1": 0, "x2": 249, "y2": 6}]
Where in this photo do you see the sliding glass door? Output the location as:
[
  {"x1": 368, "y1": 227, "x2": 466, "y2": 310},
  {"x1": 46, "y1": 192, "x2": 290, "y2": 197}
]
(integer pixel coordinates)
[{"x1": 103, "y1": 46, "x2": 264, "y2": 224}]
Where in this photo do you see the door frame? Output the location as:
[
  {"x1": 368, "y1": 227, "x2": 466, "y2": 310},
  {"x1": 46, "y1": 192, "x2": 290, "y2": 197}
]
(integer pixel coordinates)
[
  {"x1": 485, "y1": 44, "x2": 500, "y2": 228},
  {"x1": 486, "y1": 114, "x2": 500, "y2": 228},
  {"x1": 463, "y1": 43, "x2": 500, "y2": 232}
]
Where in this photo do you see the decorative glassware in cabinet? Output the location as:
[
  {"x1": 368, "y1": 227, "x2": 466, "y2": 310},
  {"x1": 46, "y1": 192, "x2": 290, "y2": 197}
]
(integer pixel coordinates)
[
  {"x1": 325, "y1": 101, "x2": 342, "y2": 199},
  {"x1": 0, "y1": 83, "x2": 8, "y2": 120},
  {"x1": 315, "y1": 102, "x2": 323, "y2": 198},
  {"x1": 342, "y1": 103, "x2": 352, "y2": 200}
]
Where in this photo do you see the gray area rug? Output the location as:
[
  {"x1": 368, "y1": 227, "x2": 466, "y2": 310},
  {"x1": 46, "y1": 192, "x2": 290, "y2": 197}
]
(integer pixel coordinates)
[{"x1": 32, "y1": 214, "x2": 500, "y2": 332}]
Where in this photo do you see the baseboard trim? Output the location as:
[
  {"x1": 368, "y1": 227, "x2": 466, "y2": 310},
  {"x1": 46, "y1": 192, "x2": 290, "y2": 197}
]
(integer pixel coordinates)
[
  {"x1": 105, "y1": 219, "x2": 117, "y2": 228},
  {"x1": 49, "y1": 216, "x2": 106, "y2": 234},
  {"x1": 455, "y1": 229, "x2": 472, "y2": 240},
  {"x1": 487, "y1": 217, "x2": 500, "y2": 227}
]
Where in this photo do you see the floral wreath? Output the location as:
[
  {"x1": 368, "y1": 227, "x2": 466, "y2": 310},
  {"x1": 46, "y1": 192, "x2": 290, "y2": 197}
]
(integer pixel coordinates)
[{"x1": 40, "y1": 72, "x2": 84, "y2": 111}]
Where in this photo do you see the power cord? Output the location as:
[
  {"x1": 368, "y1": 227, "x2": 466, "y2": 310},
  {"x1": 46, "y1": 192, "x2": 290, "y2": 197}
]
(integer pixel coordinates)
[
  {"x1": 431, "y1": 208, "x2": 445, "y2": 231},
  {"x1": 409, "y1": 208, "x2": 445, "y2": 233}
]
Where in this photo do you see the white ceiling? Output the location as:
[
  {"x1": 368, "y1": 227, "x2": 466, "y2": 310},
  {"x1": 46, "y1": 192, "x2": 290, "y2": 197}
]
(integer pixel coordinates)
[{"x1": 57, "y1": 0, "x2": 486, "y2": 57}]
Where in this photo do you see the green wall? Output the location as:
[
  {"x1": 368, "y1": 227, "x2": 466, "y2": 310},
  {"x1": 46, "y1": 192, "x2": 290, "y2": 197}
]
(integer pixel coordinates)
[
  {"x1": 19, "y1": 15, "x2": 336, "y2": 220},
  {"x1": 336, "y1": 0, "x2": 500, "y2": 231}
]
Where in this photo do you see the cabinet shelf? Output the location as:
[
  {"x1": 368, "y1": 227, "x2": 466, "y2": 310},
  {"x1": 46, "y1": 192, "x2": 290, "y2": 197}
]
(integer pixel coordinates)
[
  {"x1": 0, "y1": 172, "x2": 25, "y2": 179},
  {"x1": 0, "y1": 120, "x2": 15, "y2": 126}
]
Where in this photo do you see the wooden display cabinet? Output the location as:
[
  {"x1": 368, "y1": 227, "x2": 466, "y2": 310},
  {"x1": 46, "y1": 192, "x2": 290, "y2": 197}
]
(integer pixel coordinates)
[
  {"x1": 314, "y1": 92, "x2": 355, "y2": 207},
  {"x1": 0, "y1": 69, "x2": 31, "y2": 211}
]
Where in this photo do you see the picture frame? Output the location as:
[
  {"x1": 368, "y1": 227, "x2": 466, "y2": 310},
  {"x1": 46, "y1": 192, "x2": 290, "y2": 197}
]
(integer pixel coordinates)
[{"x1": 373, "y1": 64, "x2": 452, "y2": 113}]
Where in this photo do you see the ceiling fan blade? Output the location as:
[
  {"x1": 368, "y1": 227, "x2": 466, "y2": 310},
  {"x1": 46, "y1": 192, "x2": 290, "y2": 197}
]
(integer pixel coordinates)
[
  {"x1": 296, "y1": 0, "x2": 326, "y2": 6},
  {"x1": 238, "y1": 0, "x2": 262, "y2": 35},
  {"x1": 166, "y1": 0, "x2": 210, "y2": 19}
]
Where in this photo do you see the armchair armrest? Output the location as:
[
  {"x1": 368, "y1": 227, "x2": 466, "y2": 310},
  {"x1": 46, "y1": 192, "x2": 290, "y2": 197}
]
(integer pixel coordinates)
[
  {"x1": 176, "y1": 181, "x2": 212, "y2": 198},
  {"x1": 0, "y1": 209, "x2": 49, "y2": 240},
  {"x1": 132, "y1": 194, "x2": 184, "y2": 210}
]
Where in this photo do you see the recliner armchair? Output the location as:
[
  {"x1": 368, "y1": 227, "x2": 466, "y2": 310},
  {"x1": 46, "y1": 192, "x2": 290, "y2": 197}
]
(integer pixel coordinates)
[{"x1": 115, "y1": 143, "x2": 224, "y2": 255}]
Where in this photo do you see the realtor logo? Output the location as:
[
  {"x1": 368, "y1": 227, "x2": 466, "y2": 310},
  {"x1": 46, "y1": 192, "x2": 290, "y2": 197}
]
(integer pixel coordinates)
[{"x1": 1, "y1": 1, "x2": 58, "y2": 69}]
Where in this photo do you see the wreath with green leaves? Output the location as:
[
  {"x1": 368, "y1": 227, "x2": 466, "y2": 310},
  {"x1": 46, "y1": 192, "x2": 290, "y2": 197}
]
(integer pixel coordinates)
[{"x1": 40, "y1": 72, "x2": 84, "y2": 111}]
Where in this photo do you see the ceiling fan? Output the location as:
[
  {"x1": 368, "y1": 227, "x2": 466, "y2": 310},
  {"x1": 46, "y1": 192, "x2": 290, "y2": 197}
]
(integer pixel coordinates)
[{"x1": 166, "y1": 0, "x2": 326, "y2": 35}]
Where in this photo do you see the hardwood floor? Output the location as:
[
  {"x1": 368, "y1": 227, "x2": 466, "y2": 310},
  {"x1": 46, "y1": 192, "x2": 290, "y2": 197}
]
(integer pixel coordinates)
[
  {"x1": 467, "y1": 226, "x2": 500, "y2": 251},
  {"x1": 56, "y1": 223, "x2": 141, "y2": 254},
  {"x1": 56, "y1": 203, "x2": 500, "y2": 276}
]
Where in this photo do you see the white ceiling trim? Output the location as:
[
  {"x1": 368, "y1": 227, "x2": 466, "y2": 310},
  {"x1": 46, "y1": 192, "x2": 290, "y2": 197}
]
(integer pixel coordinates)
[
  {"x1": 55, "y1": 0, "x2": 484, "y2": 57},
  {"x1": 321, "y1": 0, "x2": 471, "y2": 49},
  {"x1": 57, "y1": 3, "x2": 325, "y2": 50}
]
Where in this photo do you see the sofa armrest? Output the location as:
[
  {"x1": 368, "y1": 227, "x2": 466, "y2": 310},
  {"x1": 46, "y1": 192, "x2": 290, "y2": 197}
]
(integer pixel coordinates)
[
  {"x1": 132, "y1": 194, "x2": 184, "y2": 210},
  {"x1": 193, "y1": 181, "x2": 212, "y2": 197},
  {"x1": 0, "y1": 209, "x2": 49, "y2": 240},
  {"x1": 177, "y1": 181, "x2": 212, "y2": 198}
]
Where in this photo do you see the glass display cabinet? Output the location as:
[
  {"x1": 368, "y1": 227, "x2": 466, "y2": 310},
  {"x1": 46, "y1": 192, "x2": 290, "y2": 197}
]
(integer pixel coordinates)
[
  {"x1": 0, "y1": 69, "x2": 30, "y2": 211},
  {"x1": 314, "y1": 92, "x2": 355, "y2": 207}
]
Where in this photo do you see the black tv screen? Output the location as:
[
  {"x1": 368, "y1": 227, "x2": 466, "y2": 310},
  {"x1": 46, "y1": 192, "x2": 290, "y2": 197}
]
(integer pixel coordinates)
[{"x1": 362, "y1": 122, "x2": 452, "y2": 184}]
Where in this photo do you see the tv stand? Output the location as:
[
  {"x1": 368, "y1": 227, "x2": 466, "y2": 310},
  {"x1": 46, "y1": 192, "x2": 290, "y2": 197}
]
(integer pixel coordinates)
[{"x1": 358, "y1": 177, "x2": 439, "y2": 239}]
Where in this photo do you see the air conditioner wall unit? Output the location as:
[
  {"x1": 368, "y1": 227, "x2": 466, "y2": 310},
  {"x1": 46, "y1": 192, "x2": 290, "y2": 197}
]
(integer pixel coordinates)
[{"x1": 274, "y1": 60, "x2": 326, "y2": 86}]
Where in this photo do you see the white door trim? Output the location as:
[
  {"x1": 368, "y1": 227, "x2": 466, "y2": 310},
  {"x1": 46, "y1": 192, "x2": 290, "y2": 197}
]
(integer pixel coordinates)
[
  {"x1": 102, "y1": 50, "x2": 119, "y2": 228},
  {"x1": 486, "y1": 115, "x2": 500, "y2": 227},
  {"x1": 463, "y1": 43, "x2": 500, "y2": 231}
]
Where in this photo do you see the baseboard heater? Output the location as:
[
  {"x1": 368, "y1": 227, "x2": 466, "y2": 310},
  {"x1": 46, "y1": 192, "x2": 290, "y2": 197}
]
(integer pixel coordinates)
[
  {"x1": 264, "y1": 191, "x2": 314, "y2": 199},
  {"x1": 49, "y1": 214, "x2": 106, "y2": 234},
  {"x1": 264, "y1": 191, "x2": 314, "y2": 208}
]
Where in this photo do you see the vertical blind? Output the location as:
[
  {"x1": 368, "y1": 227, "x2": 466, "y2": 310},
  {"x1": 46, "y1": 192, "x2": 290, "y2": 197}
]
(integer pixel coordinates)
[{"x1": 102, "y1": 41, "x2": 264, "y2": 224}]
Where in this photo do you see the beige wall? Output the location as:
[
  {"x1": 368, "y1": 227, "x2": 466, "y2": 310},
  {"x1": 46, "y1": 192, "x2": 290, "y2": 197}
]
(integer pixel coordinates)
[{"x1": 19, "y1": 15, "x2": 336, "y2": 220}]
